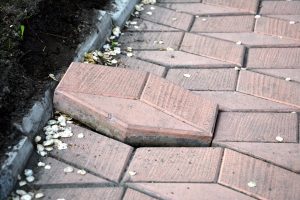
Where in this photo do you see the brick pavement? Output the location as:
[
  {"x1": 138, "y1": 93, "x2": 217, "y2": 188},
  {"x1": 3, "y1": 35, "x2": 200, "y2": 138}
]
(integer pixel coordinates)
[{"x1": 21, "y1": 0, "x2": 300, "y2": 199}]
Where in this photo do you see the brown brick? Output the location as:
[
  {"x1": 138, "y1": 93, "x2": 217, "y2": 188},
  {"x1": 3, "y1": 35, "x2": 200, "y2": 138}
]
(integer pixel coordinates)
[
  {"x1": 119, "y1": 32, "x2": 184, "y2": 50},
  {"x1": 50, "y1": 124, "x2": 133, "y2": 182},
  {"x1": 127, "y1": 183, "x2": 255, "y2": 200},
  {"x1": 267, "y1": 15, "x2": 300, "y2": 22},
  {"x1": 38, "y1": 187, "x2": 123, "y2": 200},
  {"x1": 180, "y1": 33, "x2": 245, "y2": 65},
  {"x1": 255, "y1": 17, "x2": 300, "y2": 40},
  {"x1": 123, "y1": 189, "x2": 156, "y2": 200},
  {"x1": 191, "y1": 15, "x2": 255, "y2": 32},
  {"x1": 237, "y1": 71, "x2": 300, "y2": 108},
  {"x1": 126, "y1": 19, "x2": 177, "y2": 32},
  {"x1": 204, "y1": 32, "x2": 300, "y2": 47},
  {"x1": 214, "y1": 112, "x2": 298, "y2": 142},
  {"x1": 194, "y1": 91, "x2": 299, "y2": 112},
  {"x1": 34, "y1": 157, "x2": 110, "y2": 186},
  {"x1": 253, "y1": 69, "x2": 300, "y2": 83},
  {"x1": 247, "y1": 48, "x2": 300, "y2": 69},
  {"x1": 214, "y1": 142, "x2": 300, "y2": 173},
  {"x1": 123, "y1": 147, "x2": 223, "y2": 182},
  {"x1": 118, "y1": 55, "x2": 166, "y2": 77},
  {"x1": 141, "y1": 74, "x2": 218, "y2": 135},
  {"x1": 202, "y1": 0, "x2": 259, "y2": 13},
  {"x1": 136, "y1": 51, "x2": 232, "y2": 68},
  {"x1": 159, "y1": 3, "x2": 250, "y2": 15},
  {"x1": 140, "y1": 5, "x2": 193, "y2": 31},
  {"x1": 166, "y1": 68, "x2": 238, "y2": 91},
  {"x1": 219, "y1": 149, "x2": 300, "y2": 200},
  {"x1": 57, "y1": 62, "x2": 147, "y2": 100},
  {"x1": 260, "y1": 1, "x2": 300, "y2": 15}
]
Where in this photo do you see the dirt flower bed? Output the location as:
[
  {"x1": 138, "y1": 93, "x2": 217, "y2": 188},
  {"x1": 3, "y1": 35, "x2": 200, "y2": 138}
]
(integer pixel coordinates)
[{"x1": 0, "y1": 0, "x2": 109, "y2": 162}]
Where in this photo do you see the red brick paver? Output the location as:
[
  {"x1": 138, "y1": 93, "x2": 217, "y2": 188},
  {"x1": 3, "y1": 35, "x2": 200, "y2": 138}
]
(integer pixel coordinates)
[
  {"x1": 54, "y1": 63, "x2": 218, "y2": 146},
  {"x1": 123, "y1": 147, "x2": 223, "y2": 182},
  {"x1": 123, "y1": 189, "x2": 156, "y2": 200},
  {"x1": 260, "y1": 1, "x2": 300, "y2": 15},
  {"x1": 202, "y1": 0, "x2": 259, "y2": 14},
  {"x1": 219, "y1": 149, "x2": 300, "y2": 200}
]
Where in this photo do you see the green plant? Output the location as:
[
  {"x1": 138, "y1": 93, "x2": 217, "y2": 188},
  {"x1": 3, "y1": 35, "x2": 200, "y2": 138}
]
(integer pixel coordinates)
[{"x1": 20, "y1": 24, "x2": 25, "y2": 40}]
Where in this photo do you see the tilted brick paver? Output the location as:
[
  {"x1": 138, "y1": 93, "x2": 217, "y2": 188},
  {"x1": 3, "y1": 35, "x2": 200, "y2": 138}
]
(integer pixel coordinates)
[
  {"x1": 202, "y1": 0, "x2": 259, "y2": 14},
  {"x1": 123, "y1": 189, "x2": 156, "y2": 200},
  {"x1": 119, "y1": 32, "x2": 184, "y2": 50},
  {"x1": 126, "y1": 19, "x2": 178, "y2": 32},
  {"x1": 123, "y1": 147, "x2": 223, "y2": 182},
  {"x1": 54, "y1": 62, "x2": 218, "y2": 146},
  {"x1": 255, "y1": 16, "x2": 300, "y2": 40},
  {"x1": 159, "y1": 3, "x2": 250, "y2": 15},
  {"x1": 180, "y1": 33, "x2": 245, "y2": 65},
  {"x1": 260, "y1": 1, "x2": 300, "y2": 15},
  {"x1": 141, "y1": 74, "x2": 218, "y2": 134},
  {"x1": 37, "y1": 188, "x2": 123, "y2": 200},
  {"x1": 219, "y1": 149, "x2": 300, "y2": 200},
  {"x1": 127, "y1": 183, "x2": 255, "y2": 200},
  {"x1": 237, "y1": 70, "x2": 300, "y2": 108},
  {"x1": 49, "y1": 124, "x2": 133, "y2": 182},
  {"x1": 34, "y1": 157, "x2": 110, "y2": 187},
  {"x1": 214, "y1": 112, "x2": 298, "y2": 142},
  {"x1": 214, "y1": 142, "x2": 300, "y2": 173},
  {"x1": 166, "y1": 68, "x2": 238, "y2": 91},
  {"x1": 135, "y1": 51, "x2": 232, "y2": 68},
  {"x1": 247, "y1": 48, "x2": 300, "y2": 69},
  {"x1": 118, "y1": 56, "x2": 166, "y2": 77},
  {"x1": 194, "y1": 91, "x2": 299, "y2": 112},
  {"x1": 252, "y1": 69, "x2": 300, "y2": 83},
  {"x1": 140, "y1": 5, "x2": 193, "y2": 31},
  {"x1": 191, "y1": 15, "x2": 255, "y2": 33},
  {"x1": 204, "y1": 32, "x2": 300, "y2": 47}
]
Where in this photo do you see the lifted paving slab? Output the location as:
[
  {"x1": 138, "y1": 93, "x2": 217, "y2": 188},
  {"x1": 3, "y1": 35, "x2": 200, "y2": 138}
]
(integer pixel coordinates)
[{"x1": 54, "y1": 62, "x2": 218, "y2": 146}]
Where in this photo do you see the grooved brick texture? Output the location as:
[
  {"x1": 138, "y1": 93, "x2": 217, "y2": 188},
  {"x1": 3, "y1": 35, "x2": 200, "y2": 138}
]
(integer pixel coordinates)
[
  {"x1": 180, "y1": 33, "x2": 245, "y2": 65},
  {"x1": 202, "y1": 0, "x2": 259, "y2": 13}
]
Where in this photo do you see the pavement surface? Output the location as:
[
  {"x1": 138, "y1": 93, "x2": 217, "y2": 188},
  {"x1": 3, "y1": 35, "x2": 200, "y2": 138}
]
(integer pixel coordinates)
[{"x1": 21, "y1": 0, "x2": 300, "y2": 199}]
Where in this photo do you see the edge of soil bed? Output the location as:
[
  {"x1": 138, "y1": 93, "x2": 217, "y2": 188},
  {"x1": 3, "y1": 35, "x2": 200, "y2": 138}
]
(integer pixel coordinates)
[{"x1": 0, "y1": 0, "x2": 137, "y2": 199}]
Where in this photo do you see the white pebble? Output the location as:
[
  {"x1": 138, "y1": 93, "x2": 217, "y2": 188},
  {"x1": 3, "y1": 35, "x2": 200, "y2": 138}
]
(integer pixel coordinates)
[
  {"x1": 34, "y1": 136, "x2": 41, "y2": 143},
  {"x1": 77, "y1": 169, "x2": 87, "y2": 175},
  {"x1": 57, "y1": 115, "x2": 66, "y2": 127},
  {"x1": 20, "y1": 194, "x2": 32, "y2": 200},
  {"x1": 202, "y1": 18, "x2": 207, "y2": 21},
  {"x1": 285, "y1": 77, "x2": 291, "y2": 81},
  {"x1": 128, "y1": 171, "x2": 137, "y2": 176},
  {"x1": 146, "y1": 11, "x2": 152, "y2": 15},
  {"x1": 35, "y1": 193, "x2": 44, "y2": 199},
  {"x1": 276, "y1": 136, "x2": 284, "y2": 142},
  {"x1": 77, "y1": 133, "x2": 84, "y2": 138},
  {"x1": 47, "y1": 120, "x2": 57, "y2": 125},
  {"x1": 183, "y1": 74, "x2": 191, "y2": 78},
  {"x1": 26, "y1": 176, "x2": 35, "y2": 183},
  {"x1": 234, "y1": 67, "x2": 240, "y2": 71},
  {"x1": 289, "y1": 21, "x2": 296, "y2": 24},
  {"x1": 16, "y1": 190, "x2": 27, "y2": 195},
  {"x1": 19, "y1": 181, "x2": 27, "y2": 187},
  {"x1": 44, "y1": 165, "x2": 51, "y2": 170},
  {"x1": 236, "y1": 41, "x2": 242, "y2": 45},
  {"x1": 247, "y1": 181, "x2": 256, "y2": 188},
  {"x1": 39, "y1": 151, "x2": 47, "y2": 157},
  {"x1": 255, "y1": 15, "x2": 261, "y2": 19},
  {"x1": 37, "y1": 162, "x2": 46, "y2": 167},
  {"x1": 24, "y1": 169, "x2": 33, "y2": 177},
  {"x1": 43, "y1": 139, "x2": 54, "y2": 146},
  {"x1": 64, "y1": 166, "x2": 74, "y2": 173}
]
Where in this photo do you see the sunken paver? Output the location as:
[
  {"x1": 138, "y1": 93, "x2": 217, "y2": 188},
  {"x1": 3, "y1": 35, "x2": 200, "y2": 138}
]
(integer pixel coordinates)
[
  {"x1": 252, "y1": 69, "x2": 300, "y2": 83},
  {"x1": 127, "y1": 183, "x2": 255, "y2": 200},
  {"x1": 219, "y1": 149, "x2": 300, "y2": 200},
  {"x1": 119, "y1": 32, "x2": 184, "y2": 50},
  {"x1": 203, "y1": 32, "x2": 300, "y2": 47},
  {"x1": 194, "y1": 91, "x2": 300, "y2": 112},
  {"x1": 246, "y1": 48, "x2": 300, "y2": 69},
  {"x1": 237, "y1": 70, "x2": 300, "y2": 108},
  {"x1": 180, "y1": 33, "x2": 245, "y2": 65},
  {"x1": 214, "y1": 142, "x2": 300, "y2": 173},
  {"x1": 191, "y1": 15, "x2": 255, "y2": 33},
  {"x1": 140, "y1": 5, "x2": 193, "y2": 31},
  {"x1": 126, "y1": 19, "x2": 178, "y2": 32},
  {"x1": 159, "y1": 3, "x2": 250, "y2": 15},
  {"x1": 166, "y1": 68, "x2": 238, "y2": 91},
  {"x1": 214, "y1": 112, "x2": 298, "y2": 142},
  {"x1": 34, "y1": 157, "x2": 110, "y2": 187},
  {"x1": 49, "y1": 124, "x2": 133, "y2": 183},
  {"x1": 118, "y1": 55, "x2": 166, "y2": 77},
  {"x1": 54, "y1": 62, "x2": 218, "y2": 146},
  {"x1": 260, "y1": 1, "x2": 300, "y2": 15},
  {"x1": 123, "y1": 147, "x2": 223, "y2": 182},
  {"x1": 38, "y1": 187, "x2": 123, "y2": 200},
  {"x1": 202, "y1": 0, "x2": 259, "y2": 14},
  {"x1": 123, "y1": 189, "x2": 157, "y2": 200},
  {"x1": 255, "y1": 17, "x2": 300, "y2": 40},
  {"x1": 135, "y1": 51, "x2": 232, "y2": 68}
]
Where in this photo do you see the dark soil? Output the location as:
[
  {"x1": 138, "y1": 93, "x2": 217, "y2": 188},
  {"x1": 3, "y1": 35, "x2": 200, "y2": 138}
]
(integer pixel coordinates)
[{"x1": 0, "y1": 0, "x2": 110, "y2": 162}]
